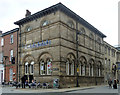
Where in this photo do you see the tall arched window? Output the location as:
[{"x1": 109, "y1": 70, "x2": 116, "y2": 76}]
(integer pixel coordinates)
[
  {"x1": 97, "y1": 38, "x2": 101, "y2": 52},
  {"x1": 47, "y1": 59, "x2": 52, "y2": 75},
  {"x1": 25, "y1": 62, "x2": 29, "y2": 74},
  {"x1": 98, "y1": 62, "x2": 102, "y2": 77},
  {"x1": 30, "y1": 61, "x2": 34, "y2": 74},
  {"x1": 71, "y1": 60, "x2": 74, "y2": 75},
  {"x1": 89, "y1": 33, "x2": 94, "y2": 49},
  {"x1": 80, "y1": 56, "x2": 87, "y2": 76},
  {"x1": 79, "y1": 61, "x2": 82, "y2": 76},
  {"x1": 66, "y1": 59, "x2": 70, "y2": 75},
  {"x1": 66, "y1": 59, "x2": 75, "y2": 75},
  {"x1": 82, "y1": 64, "x2": 85, "y2": 76},
  {"x1": 89, "y1": 64, "x2": 94, "y2": 76},
  {"x1": 89, "y1": 59, "x2": 94, "y2": 76},
  {"x1": 40, "y1": 60, "x2": 45, "y2": 75},
  {"x1": 80, "y1": 27, "x2": 86, "y2": 46}
]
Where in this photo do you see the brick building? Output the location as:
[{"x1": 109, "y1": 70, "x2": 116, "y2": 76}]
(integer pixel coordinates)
[
  {"x1": 0, "y1": 30, "x2": 4, "y2": 84},
  {"x1": 1, "y1": 28, "x2": 19, "y2": 82}
]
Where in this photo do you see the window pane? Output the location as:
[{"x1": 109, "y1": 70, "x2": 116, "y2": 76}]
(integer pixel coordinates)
[
  {"x1": 9, "y1": 68, "x2": 13, "y2": 81},
  {"x1": 1, "y1": 38, "x2": 4, "y2": 46},
  {"x1": 40, "y1": 62, "x2": 45, "y2": 75},
  {"x1": 42, "y1": 20, "x2": 49, "y2": 26},
  {"x1": 31, "y1": 65, "x2": 33, "y2": 74},
  {"x1": 25, "y1": 62, "x2": 28, "y2": 74},
  {"x1": 10, "y1": 35, "x2": 13, "y2": 44},
  {"x1": 10, "y1": 50, "x2": 13, "y2": 61},
  {"x1": 82, "y1": 65, "x2": 85, "y2": 76},
  {"x1": 71, "y1": 61, "x2": 74, "y2": 75},
  {"x1": 47, "y1": 61, "x2": 52, "y2": 75},
  {"x1": 66, "y1": 61, "x2": 69, "y2": 75}
]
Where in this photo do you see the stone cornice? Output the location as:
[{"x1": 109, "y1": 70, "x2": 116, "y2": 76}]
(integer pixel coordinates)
[{"x1": 14, "y1": 3, "x2": 106, "y2": 38}]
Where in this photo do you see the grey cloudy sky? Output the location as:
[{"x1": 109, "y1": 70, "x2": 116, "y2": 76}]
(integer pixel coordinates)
[{"x1": 0, "y1": 0, "x2": 119, "y2": 46}]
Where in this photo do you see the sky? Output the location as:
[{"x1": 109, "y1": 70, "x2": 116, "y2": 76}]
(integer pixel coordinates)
[{"x1": 0, "y1": 0, "x2": 119, "y2": 46}]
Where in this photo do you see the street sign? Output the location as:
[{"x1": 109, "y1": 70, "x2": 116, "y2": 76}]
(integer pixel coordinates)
[{"x1": 117, "y1": 63, "x2": 120, "y2": 70}]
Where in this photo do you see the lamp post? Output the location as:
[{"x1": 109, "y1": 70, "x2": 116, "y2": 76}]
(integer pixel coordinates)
[
  {"x1": 112, "y1": 63, "x2": 117, "y2": 79},
  {"x1": 76, "y1": 22, "x2": 82, "y2": 87},
  {"x1": 3, "y1": 56, "x2": 8, "y2": 82}
]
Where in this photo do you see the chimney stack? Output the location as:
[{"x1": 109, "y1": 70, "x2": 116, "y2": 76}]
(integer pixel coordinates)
[{"x1": 25, "y1": 10, "x2": 31, "y2": 17}]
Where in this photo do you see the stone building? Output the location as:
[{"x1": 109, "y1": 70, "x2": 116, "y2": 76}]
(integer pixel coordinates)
[
  {"x1": 1, "y1": 28, "x2": 19, "y2": 82},
  {"x1": 14, "y1": 3, "x2": 106, "y2": 87},
  {"x1": 103, "y1": 41, "x2": 117, "y2": 83},
  {"x1": 116, "y1": 47, "x2": 120, "y2": 80}
]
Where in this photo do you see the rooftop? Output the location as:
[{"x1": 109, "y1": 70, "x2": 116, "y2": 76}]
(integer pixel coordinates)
[
  {"x1": 14, "y1": 2, "x2": 106, "y2": 38},
  {"x1": 2, "y1": 28, "x2": 19, "y2": 37}
]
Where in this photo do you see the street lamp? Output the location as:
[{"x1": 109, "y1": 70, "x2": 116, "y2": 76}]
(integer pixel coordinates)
[
  {"x1": 76, "y1": 22, "x2": 82, "y2": 87},
  {"x1": 112, "y1": 63, "x2": 117, "y2": 79},
  {"x1": 3, "y1": 56, "x2": 8, "y2": 82}
]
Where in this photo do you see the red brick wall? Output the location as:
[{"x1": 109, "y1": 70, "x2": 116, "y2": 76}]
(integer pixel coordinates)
[{"x1": 2, "y1": 31, "x2": 18, "y2": 82}]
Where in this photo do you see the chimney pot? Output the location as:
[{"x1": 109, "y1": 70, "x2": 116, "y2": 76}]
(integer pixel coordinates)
[{"x1": 25, "y1": 10, "x2": 31, "y2": 17}]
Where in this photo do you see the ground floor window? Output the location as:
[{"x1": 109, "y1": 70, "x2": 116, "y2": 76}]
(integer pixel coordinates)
[
  {"x1": 71, "y1": 60, "x2": 74, "y2": 75},
  {"x1": 40, "y1": 60, "x2": 45, "y2": 75},
  {"x1": 40, "y1": 59, "x2": 52, "y2": 75},
  {"x1": 89, "y1": 64, "x2": 93, "y2": 76},
  {"x1": 98, "y1": 68, "x2": 101, "y2": 76},
  {"x1": 66, "y1": 59, "x2": 74, "y2": 75},
  {"x1": 30, "y1": 61, "x2": 34, "y2": 74},
  {"x1": 66, "y1": 59, "x2": 69, "y2": 75},
  {"x1": 47, "y1": 59, "x2": 52, "y2": 75},
  {"x1": 25, "y1": 62, "x2": 29, "y2": 74},
  {"x1": 9, "y1": 68, "x2": 13, "y2": 81},
  {"x1": 82, "y1": 65, "x2": 85, "y2": 76},
  {"x1": 79, "y1": 64, "x2": 81, "y2": 76}
]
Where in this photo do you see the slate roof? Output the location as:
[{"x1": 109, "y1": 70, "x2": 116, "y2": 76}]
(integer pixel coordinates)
[
  {"x1": 14, "y1": 2, "x2": 106, "y2": 38},
  {"x1": 2, "y1": 28, "x2": 19, "y2": 37}
]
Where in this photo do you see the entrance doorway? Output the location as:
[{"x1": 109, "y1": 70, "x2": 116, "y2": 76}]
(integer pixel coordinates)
[{"x1": 29, "y1": 75, "x2": 33, "y2": 83}]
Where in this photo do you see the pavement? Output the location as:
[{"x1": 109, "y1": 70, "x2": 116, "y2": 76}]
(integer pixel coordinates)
[
  {"x1": 1, "y1": 85, "x2": 110, "y2": 93},
  {"x1": 1, "y1": 85, "x2": 119, "y2": 95}
]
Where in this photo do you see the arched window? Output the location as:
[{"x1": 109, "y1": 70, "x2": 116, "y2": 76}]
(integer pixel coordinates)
[
  {"x1": 26, "y1": 26, "x2": 32, "y2": 32},
  {"x1": 71, "y1": 60, "x2": 74, "y2": 75},
  {"x1": 25, "y1": 62, "x2": 29, "y2": 74},
  {"x1": 80, "y1": 62, "x2": 82, "y2": 76},
  {"x1": 97, "y1": 38, "x2": 101, "y2": 52},
  {"x1": 97, "y1": 61, "x2": 102, "y2": 77},
  {"x1": 89, "y1": 33, "x2": 94, "y2": 49},
  {"x1": 80, "y1": 27, "x2": 86, "y2": 46},
  {"x1": 66, "y1": 59, "x2": 70, "y2": 75},
  {"x1": 89, "y1": 59, "x2": 94, "y2": 76},
  {"x1": 67, "y1": 20, "x2": 74, "y2": 28},
  {"x1": 80, "y1": 28, "x2": 85, "y2": 34},
  {"x1": 30, "y1": 61, "x2": 34, "y2": 74},
  {"x1": 42, "y1": 20, "x2": 49, "y2": 26},
  {"x1": 82, "y1": 64, "x2": 85, "y2": 76},
  {"x1": 40, "y1": 60, "x2": 45, "y2": 75},
  {"x1": 47, "y1": 59, "x2": 52, "y2": 75},
  {"x1": 89, "y1": 64, "x2": 94, "y2": 76},
  {"x1": 80, "y1": 56, "x2": 87, "y2": 76},
  {"x1": 66, "y1": 59, "x2": 74, "y2": 75}
]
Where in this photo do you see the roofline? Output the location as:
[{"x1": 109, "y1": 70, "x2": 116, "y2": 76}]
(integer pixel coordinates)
[
  {"x1": 103, "y1": 41, "x2": 117, "y2": 50},
  {"x1": 14, "y1": 2, "x2": 106, "y2": 38},
  {"x1": 2, "y1": 28, "x2": 19, "y2": 37}
]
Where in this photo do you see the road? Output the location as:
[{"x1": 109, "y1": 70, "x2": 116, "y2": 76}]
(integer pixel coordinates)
[{"x1": 1, "y1": 85, "x2": 119, "y2": 95}]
